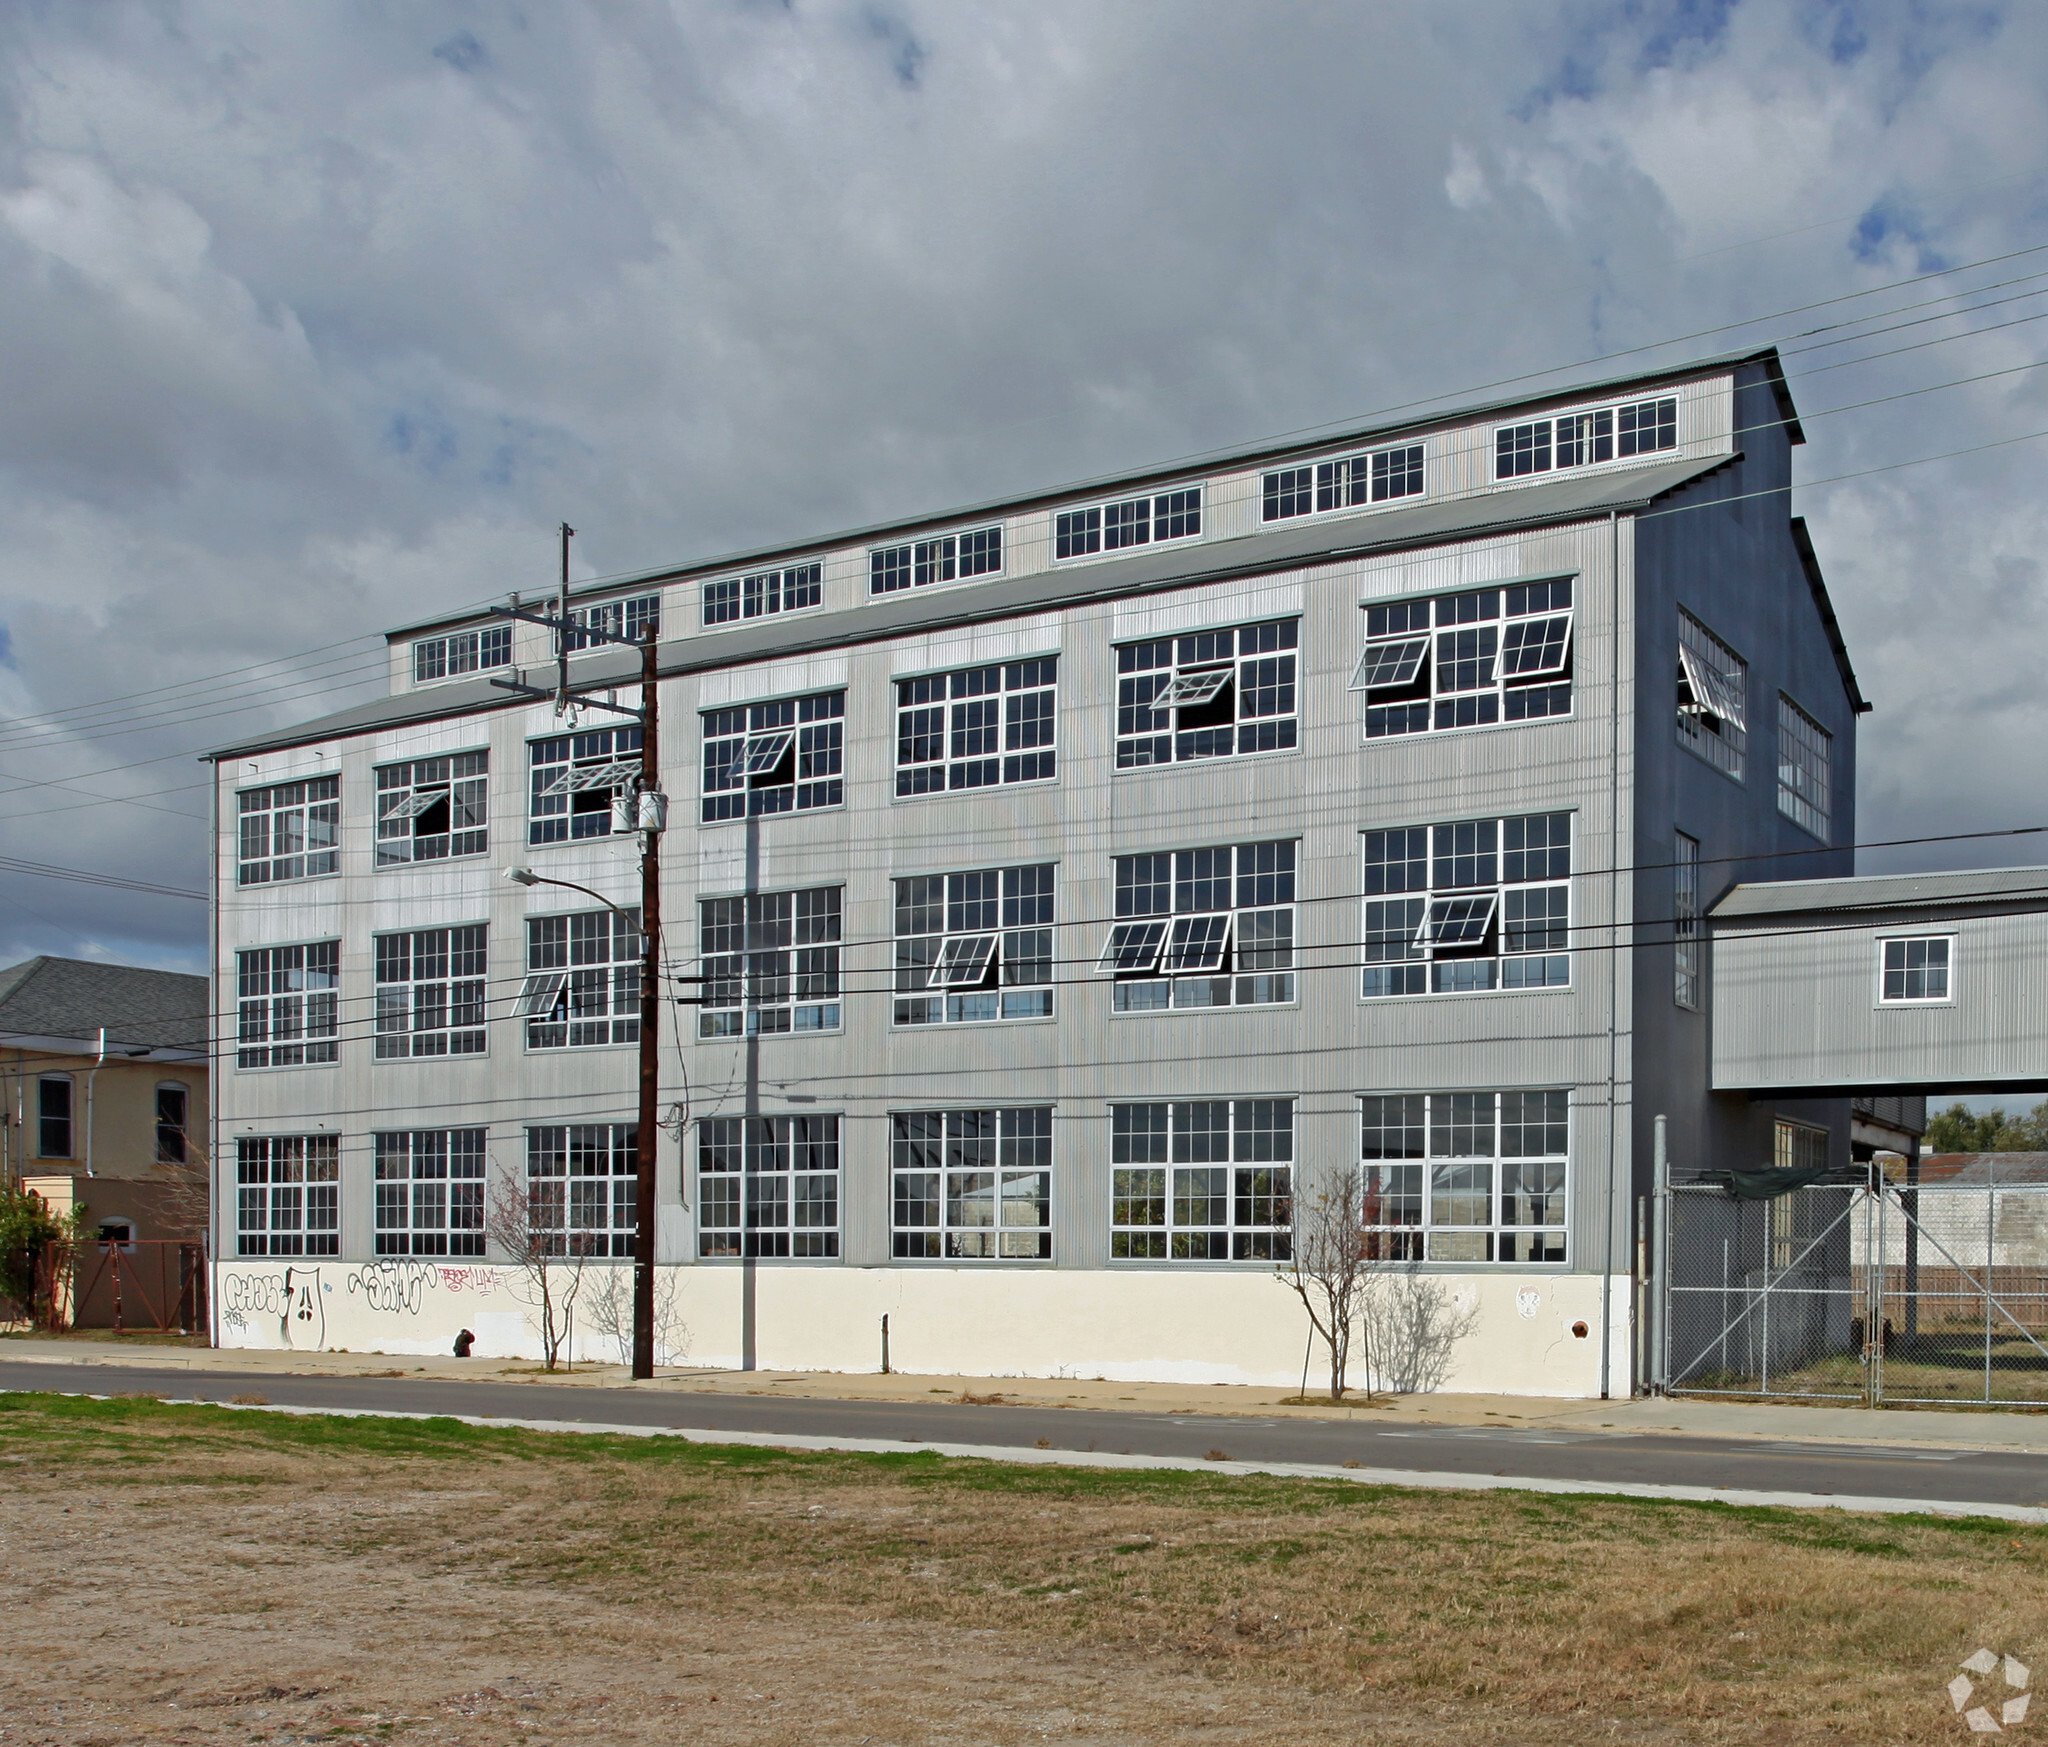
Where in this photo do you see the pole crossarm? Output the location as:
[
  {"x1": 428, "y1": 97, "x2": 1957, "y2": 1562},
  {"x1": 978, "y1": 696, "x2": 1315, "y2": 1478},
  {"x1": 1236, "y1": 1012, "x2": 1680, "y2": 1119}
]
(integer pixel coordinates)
[
  {"x1": 488, "y1": 676, "x2": 646, "y2": 722},
  {"x1": 488, "y1": 602, "x2": 647, "y2": 650}
]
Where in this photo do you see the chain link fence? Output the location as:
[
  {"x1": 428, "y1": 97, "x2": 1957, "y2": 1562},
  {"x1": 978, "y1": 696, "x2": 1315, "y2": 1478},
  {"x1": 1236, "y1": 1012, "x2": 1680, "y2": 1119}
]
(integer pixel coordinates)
[{"x1": 1661, "y1": 1178, "x2": 2048, "y2": 1407}]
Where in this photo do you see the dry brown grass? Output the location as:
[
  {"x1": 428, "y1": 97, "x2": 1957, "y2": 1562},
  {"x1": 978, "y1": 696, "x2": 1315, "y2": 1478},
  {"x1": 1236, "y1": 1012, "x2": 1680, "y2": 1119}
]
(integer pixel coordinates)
[{"x1": 0, "y1": 1391, "x2": 2036, "y2": 1743}]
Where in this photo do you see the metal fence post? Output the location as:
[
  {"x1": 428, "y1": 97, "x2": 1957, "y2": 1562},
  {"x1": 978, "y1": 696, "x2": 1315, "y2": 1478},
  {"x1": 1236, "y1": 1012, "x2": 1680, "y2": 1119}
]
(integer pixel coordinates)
[{"x1": 1651, "y1": 1115, "x2": 1669, "y2": 1394}]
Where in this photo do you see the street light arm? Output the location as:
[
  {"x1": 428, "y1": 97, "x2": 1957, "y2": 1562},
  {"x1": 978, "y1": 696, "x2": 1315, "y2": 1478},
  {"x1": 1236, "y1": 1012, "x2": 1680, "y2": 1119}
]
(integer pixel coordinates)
[{"x1": 502, "y1": 866, "x2": 633, "y2": 928}]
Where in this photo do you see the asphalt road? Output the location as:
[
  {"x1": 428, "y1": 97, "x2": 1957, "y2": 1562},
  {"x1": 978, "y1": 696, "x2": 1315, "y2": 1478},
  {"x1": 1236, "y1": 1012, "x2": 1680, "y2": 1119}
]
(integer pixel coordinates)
[{"x1": 6, "y1": 1358, "x2": 2045, "y2": 1511}]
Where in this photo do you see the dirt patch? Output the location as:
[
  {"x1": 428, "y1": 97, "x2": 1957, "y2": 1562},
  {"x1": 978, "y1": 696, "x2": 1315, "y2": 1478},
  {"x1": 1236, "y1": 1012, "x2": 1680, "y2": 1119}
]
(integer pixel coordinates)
[{"x1": 0, "y1": 1393, "x2": 2033, "y2": 1743}]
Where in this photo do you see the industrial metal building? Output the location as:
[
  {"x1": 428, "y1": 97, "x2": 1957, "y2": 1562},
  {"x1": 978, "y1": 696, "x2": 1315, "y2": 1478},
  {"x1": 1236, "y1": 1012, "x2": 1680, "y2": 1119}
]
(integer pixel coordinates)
[{"x1": 206, "y1": 346, "x2": 1877, "y2": 1395}]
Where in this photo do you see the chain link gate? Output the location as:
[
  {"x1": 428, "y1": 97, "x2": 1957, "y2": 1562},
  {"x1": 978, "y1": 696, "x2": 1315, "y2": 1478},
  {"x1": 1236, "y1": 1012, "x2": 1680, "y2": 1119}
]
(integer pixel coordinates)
[{"x1": 1660, "y1": 1177, "x2": 2048, "y2": 1408}]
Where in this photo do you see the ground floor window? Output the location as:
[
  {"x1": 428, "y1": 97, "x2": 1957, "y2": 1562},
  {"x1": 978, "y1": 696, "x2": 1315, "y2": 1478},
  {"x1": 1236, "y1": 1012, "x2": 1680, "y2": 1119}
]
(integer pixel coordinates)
[
  {"x1": 374, "y1": 1129, "x2": 486, "y2": 1256},
  {"x1": 527, "y1": 1125, "x2": 638, "y2": 1257},
  {"x1": 696, "y1": 1116, "x2": 841, "y2": 1257},
  {"x1": 892, "y1": 1107, "x2": 1052, "y2": 1259},
  {"x1": 236, "y1": 1135, "x2": 339, "y2": 1257},
  {"x1": 1360, "y1": 1090, "x2": 1569, "y2": 1263},
  {"x1": 1111, "y1": 1099, "x2": 1292, "y2": 1260}
]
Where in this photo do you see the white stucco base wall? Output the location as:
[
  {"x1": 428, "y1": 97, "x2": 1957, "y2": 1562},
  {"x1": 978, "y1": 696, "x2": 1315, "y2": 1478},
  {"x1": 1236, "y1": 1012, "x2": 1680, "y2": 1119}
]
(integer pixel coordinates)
[{"x1": 214, "y1": 1261, "x2": 1633, "y2": 1398}]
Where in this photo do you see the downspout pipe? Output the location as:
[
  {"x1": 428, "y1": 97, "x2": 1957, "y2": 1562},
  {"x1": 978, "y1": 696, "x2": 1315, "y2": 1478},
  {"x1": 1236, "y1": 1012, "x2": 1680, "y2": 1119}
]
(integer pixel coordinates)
[{"x1": 83, "y1": 1026, "x2": 107, "y2": 1178}]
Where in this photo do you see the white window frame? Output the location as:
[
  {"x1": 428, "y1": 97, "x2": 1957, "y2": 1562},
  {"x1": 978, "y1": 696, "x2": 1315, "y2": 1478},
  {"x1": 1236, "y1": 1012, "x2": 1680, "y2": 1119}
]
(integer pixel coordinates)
[
  {"x1": 1114, "y1": 618, "x2": 1298, "y2": 769},
  {"x1": 894, "y1": 864, "x2": 1055, "y2": 1027},
  {"x1": 413, "y1": 625, "x2": 511, "y2": 683},
  {"x1": 890, "y1": 1107, "x2": 1053, "y2": 1261},
  {"x1": 1494, "y1": 395, "x2": 1676, "y2": 480},
  {"x1": 236, "y1": 1135, "x2": 340, "y2": 1257},
  {"x1": 703, "y1": 562, "x2": 822, "y2": 627},
  {"x1": 560, "y1": 593, "x2": 659, "y2": 652},
  {"x1": 1676, "y1": 609, "x2": 1748, "y2": 781},
  {"x1": 376, "y1": 752, "x2": 488, "y2": 866},
  {"x1": 894, "y1": 658, "x2": 1057, "y2": 797},
  {"x1": 1773, "y1": 1118, "x2": 1830, "y2": 1174},
  {"x1": 1100, "y1": 841, "x2": 1296, "y2": 1012},
  {"x1": 700, "y1": 691, "x2": 845, "y2": 822},
  {"x1": 1054, "y1": 485, "x2": 1203, "y2": 559},
  {"x1": 1673, "y1": 832, "x2": 1701, "y2": 1011},
  {"x1": 529, "y1": 727, "x2": 642, "y2": 846},
  {"x1": 1777, "y1": 694, "x2": 1832, "y2": 839},
  {"x1": 695, "y1": 1115, "x2": 841, "y2": 1259},
  {"x1": 698, "y1": 886, "x2": 842, "y2": 1037},
  {"x1": 1351, "y1": 580, "x2": 1574, "y2": 739},
  {"x1": 374, "y1": 925, "x2": 488, "y2": 1059},
  {"x1": 237, "y1": 941, "x2": 341, "y2": 1069},
  {"x1": 522, "y1": 908, "x2": 642, "y2": 1049},
  {"x1": 1262, "y1": 442, "x2": 1424, "y2": 522},
  {"x1": 869, "y1": 525, "x2": 1003, "y2": 595},
  {"x1": 525, "y1": 1125, "x2": 638, "y2": 1258},
  {"x1": 1877, "y1": 935, "x2": 1954, "y2": 1006},
  {"x1": 1109, "y1": 1099, "x2": 1294, "y2": 1262},
  {"x1": 237, "y1": 777, "x2": 340, "y2": 886},
  {"x1": 1362, "y1": 814, "x2": 1572, "y2": 998},
  {"x1": 374, "y1": 1129, "x2": 486, "y2": 1256},
  {"x1": 1360, "y1": 1091, "x2": 1570, "y2": 1264}
]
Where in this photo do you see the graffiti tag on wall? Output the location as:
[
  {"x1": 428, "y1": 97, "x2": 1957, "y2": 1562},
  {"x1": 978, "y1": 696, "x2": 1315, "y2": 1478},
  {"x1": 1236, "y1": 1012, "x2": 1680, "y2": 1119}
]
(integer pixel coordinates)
[{"x1": 345, "y1": 1259, "x2": 438, "y2": 1315}]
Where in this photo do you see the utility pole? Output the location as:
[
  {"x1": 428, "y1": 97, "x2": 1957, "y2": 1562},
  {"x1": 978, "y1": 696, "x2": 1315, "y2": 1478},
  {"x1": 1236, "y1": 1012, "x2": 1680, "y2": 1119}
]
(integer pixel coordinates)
[{"x1": 491, "y1": 526, "x2": 667, "y2": 1380}]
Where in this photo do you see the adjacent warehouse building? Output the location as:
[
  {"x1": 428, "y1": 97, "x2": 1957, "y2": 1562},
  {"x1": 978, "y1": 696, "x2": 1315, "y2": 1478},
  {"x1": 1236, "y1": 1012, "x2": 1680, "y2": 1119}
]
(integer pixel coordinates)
[{"x1": 206, "y1": 346, "x2": 1870, "y2": 1394}]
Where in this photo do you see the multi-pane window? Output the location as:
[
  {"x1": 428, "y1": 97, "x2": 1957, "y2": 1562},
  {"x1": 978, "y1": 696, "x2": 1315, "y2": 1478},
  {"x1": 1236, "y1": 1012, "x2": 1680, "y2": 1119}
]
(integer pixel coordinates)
[
  {"x1": 237, "y1": 942, "x2": 341, "y2": 1068},
  {"x1": 1100, "y1": 841, "x2": 1295, "y2": 1011},
  {"x1": 1880, "y1": 937, "x2": 1952, "y2": 1004},
  {"x1": 526, "y1": 1125, "x2": 637, "y2": 1257},
  {"x1": 376, "y1": 753, "x2": 488, "y2": 866},
  {"x1": 696, "y1": 1116, "x2": 841, "y2": 1258},
  {"x1": 1495, "y1": 396, "x2": 1676, "y2": 479},
  {"x1": 699, "y1": 887, "x2": 842, "y2": 1037},
  {"x1": 891, "y1": 1107, "x2": 1052, "y2": 1260},
  {"x1": 1773, "y1": 1119, "x2": 1829, "y2": 1174},
  {"x1": 413, "y1": 625, "x2": 511, "y2": 682},
  {"x1": 870, "y1": 526, "x2": 1003, "y2": 595},
  {"x1": 701, "y1": 692, "x2": 844, "y2": 821},
  {"x1": 1673, "y1": 832, "x2": 1701, "y2": 1011},
  {"x1": 1361, "y1": 1091, "x2": 1569, "y2": 1263},
  {"x1": 1676, "y1": 609, "x2": 1747, "y2": 780},
  {"x1": 1110, "y1": 1099, "x2": 1293, "y2": 1261},
  {"x1": 237, "y1": 778, "x2": 340, "y2": 885},
  {"x1": 1352, "y1": 580, "x2": 1572, "y2": 737},
  {"x1": 520, "y1": 909, "x2": 641, "y2": 1049},
  {"x1": 1777, "y1": 696, "x2": 1832, "y2": 839},
  {"x1": 561, "y1": 593, "x2": 660, "y2": 651},
  {"x1": 703, "y1": 563, "x2": 822, "y2": 626},
  {"x1": 36, "y1": 1077, "x2": 71, "y2": 1159},
  {"x1": 1262, "y1": 443, "x2": 1424, "y2": 521},
  {"x1": 530, "y1": 728, "x2": 642, "y2": 845},
  {"x1": 1363, "y1": 814, "x2": 1571, "y2": 996},
  {"x1": 1055, "y1": 487, "x2": 1202, "y2": 558},
  {"x1": 374, "y1": 926, "x2": 487, "y2": 1058},
  {"x1": 1115, "y1": 618, "x2": 1298, "y2": 768},
  {"x1": 896, "y1": 658, "x2": 1056, "y2": 795},
  {"x1": 375, "y1": 1129, "x2": 485, "y2": 1256},
  {"x1": 235, "y1": 1136, "x2": 339, "y2": 1257},
  {"x1": 895, "y1": 865, "x2": 1054, "y2": 1025}
]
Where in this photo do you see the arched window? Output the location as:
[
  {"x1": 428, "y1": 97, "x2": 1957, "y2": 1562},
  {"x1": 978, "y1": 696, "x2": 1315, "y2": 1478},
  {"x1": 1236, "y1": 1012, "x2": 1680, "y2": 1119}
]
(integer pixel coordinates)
[
  {"x1": 155, "y1": 1083, "x2": 190, "y2": 1165},
  {"x1": 37, "y1": 1076, "x2": 73, "y2": 1160}
]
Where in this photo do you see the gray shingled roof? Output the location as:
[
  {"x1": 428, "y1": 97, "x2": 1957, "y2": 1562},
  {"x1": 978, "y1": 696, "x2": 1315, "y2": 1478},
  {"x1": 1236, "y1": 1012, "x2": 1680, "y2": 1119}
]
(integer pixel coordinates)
[
  {"x1": 0, "y1": 957, "x2": 208, "y2": 1054},
  {"x1": 1712, "y1": 865, "x2": 2048, "y2": 921},
  {"x1": 210, "y1": 448, "x2": 1733, "y2": 762}
]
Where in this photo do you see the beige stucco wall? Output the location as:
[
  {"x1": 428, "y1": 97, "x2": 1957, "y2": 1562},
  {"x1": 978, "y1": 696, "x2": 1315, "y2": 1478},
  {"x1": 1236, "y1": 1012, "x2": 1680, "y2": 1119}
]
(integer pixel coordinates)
[{"x1": 1, "y1": 1050, "x2": 208, "y2": 1182}]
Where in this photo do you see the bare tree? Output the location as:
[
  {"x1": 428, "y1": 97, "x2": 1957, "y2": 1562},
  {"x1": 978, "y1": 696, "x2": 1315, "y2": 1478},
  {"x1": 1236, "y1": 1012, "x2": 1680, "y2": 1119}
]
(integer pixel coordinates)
[
  {"x1": 485, "y1": 1160, "x2": 590, "y2": 1371},
  {"x1": 1275, "y1": 1171, "x2": 1377, "y2": 1402},
  {"x1": 582, "y1": 1263, "x2": 689, "y2": 1369}
]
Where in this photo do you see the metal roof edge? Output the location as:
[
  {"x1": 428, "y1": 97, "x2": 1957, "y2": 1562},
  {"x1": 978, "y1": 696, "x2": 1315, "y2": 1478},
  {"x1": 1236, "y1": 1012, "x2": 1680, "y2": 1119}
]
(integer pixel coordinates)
[
  {"x1": 1788, "y1": 517, "x2": 1870, "y2": 715},
  {"x1": 212, "y1": 453, "x2": 1730, "y2": 763},
  {"x1": 1710, "y1": 864, "x2": 2048, "y2": 920},
  {"x1": 382, "y1": 348, "x2": 1786, "y2": 640}
]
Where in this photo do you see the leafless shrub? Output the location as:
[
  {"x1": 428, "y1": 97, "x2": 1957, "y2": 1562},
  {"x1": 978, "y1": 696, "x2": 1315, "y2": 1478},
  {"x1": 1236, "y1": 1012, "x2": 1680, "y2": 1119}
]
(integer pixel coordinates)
[
  {"x1": 1360, "y1": 1264, "x2": 1481, "y2": 1396},
  {"x1": 484, "y1": 1161, "x2": 590, "y2": 1371},
  {"x1": 579, "y1": 1263, "x2": 689, "y2": 1369},
  {"x1": 1274, "y1": 1172, "x2": 1377, "y2": 1402}
]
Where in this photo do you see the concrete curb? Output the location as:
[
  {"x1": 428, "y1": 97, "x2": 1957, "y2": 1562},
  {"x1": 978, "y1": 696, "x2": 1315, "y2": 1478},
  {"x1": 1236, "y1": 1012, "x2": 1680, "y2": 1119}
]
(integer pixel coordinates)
[{"x1": 34, "y1": 1387, "x2": 2048, "y2": 1527}]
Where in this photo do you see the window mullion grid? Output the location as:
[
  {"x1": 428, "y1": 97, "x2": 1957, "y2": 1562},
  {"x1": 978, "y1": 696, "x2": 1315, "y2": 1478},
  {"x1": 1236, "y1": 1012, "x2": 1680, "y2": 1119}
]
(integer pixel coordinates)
[{"x1": 1112, "y1": 1100, "x2": 1292, "y2": 1262}]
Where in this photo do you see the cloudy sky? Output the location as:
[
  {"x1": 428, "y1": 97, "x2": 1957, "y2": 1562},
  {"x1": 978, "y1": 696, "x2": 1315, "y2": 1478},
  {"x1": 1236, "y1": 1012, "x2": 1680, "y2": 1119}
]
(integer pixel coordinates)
[{"x1": 1, "y1": 0, "x2": 2046, "y2": 980}]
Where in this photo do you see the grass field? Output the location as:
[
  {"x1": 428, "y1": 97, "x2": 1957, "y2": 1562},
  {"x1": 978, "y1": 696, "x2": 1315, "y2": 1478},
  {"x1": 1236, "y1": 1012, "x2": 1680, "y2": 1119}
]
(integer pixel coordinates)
[{"x1": 0, "y1": 1392, "x2": 2036, "y2": 1743}]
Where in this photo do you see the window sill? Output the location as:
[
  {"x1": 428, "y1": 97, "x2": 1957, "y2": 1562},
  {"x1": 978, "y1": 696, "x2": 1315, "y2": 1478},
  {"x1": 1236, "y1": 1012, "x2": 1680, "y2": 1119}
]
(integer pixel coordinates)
[
  {"x1": 523, "y1": 1040, "x2": 642, "y2": 1054},
  {"x1": 693, "y1": 1027, "x2": 845, "y2": 1042},
  {"x1": 889, "y1": 775, "x2": 1060, "y2": 805},
  {"x1": 374, "y1": 850, "x2": 493, "y2": 871},
  {"x1": 1107, "y1": 1000, "x2": 1301, "y2": 1018},
  {"x1": 890, "y1": 1013, "x2": 1058, "y2": 1031},
  {"x1": 698, "y1": 603, "x2": 828, "y2": 634},
  {"x1": 1362, "y1": 707, "x2": 1577, "y2": 745},
  {"x1": 695, "y1": 803, "x2": 848, "y2": 830},
  {"x1": 371, "y1": 1050, "x2": 492, "y2": 1065},
  {"x1": 234, "y1": 1058, "x2": 342, "y2": 1073},
  {"x1": 1359, "y1": 979, "x2": 1574, "y2": 1005},
  {"x1": 1111, "y1": 746, "x2": 1301, "y2": 777},
  {"x1": 234, "y1": 871, "x2": 343, "y2": 889},
  {"x1": 1875, "y1": 999, "x2": 1956, "y2": 1011}
]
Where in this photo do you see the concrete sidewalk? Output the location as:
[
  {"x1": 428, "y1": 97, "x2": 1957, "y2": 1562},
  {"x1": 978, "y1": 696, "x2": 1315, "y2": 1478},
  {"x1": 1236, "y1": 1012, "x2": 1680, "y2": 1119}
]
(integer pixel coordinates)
[{"x1": 7, "y1": 1331, "x2": 2048, "y2": 1454}]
